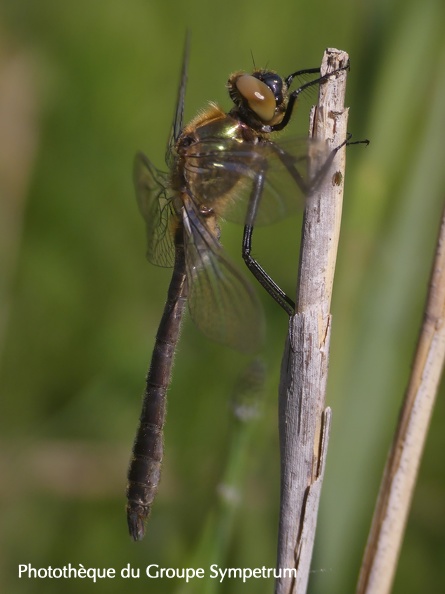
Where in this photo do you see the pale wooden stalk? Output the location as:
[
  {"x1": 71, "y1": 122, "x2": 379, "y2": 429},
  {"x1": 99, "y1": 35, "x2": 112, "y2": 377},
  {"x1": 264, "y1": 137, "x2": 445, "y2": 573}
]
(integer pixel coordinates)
[
  {"x1": 275, "y1": 49, "x2": 349, "y2": 594},
  {"x1": 356, "y1": 202, "x2": 445, "y2": 594},
  {"x1": 0, "y1": 51, "x2": 38, "y2": 363}
]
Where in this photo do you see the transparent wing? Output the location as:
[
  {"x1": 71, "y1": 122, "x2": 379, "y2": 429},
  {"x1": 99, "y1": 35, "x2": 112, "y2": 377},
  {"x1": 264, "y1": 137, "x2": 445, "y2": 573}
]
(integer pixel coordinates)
[
  {"x1": 183, "y1": 136, "x2": 330, "y2": 225},
  {"x1": 181, "y1": 195, "x2": 265, "y2": 353},
  {"x1": 133, "y1": 151, "x2": 176, "y2": 268},
  {"x1": 165, "y1": 33, "x2": 190, "y2": 168}
]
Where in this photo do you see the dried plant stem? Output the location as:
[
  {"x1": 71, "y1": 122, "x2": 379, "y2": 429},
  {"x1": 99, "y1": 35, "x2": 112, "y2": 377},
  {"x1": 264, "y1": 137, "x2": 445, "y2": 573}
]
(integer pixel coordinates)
[
  {"x1": 275, "y1": 48, "x2": 349, "y2": 594},
  {"x1": 356, "y1": 201, "x2": 445, "y2": 594}
]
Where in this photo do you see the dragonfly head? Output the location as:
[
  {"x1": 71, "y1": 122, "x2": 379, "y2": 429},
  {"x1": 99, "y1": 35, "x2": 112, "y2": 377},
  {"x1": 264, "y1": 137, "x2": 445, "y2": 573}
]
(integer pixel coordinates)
[{"x1": 228, "y1": 69, "x2": 289, "y2": 131}]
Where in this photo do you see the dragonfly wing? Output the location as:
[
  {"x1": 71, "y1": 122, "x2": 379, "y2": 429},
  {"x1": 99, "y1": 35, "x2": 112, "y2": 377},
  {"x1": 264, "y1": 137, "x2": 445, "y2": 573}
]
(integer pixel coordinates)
[
  {"x1": 133, "y1": 152, "x2": 176, "y2": 268},
  {"x1": 181, "y1": 195, "x2": 265, "y2": 353},
  {"x1": 165, "y1": 33, "x2": 190, "y2": 168},
  {"x1": 183, "y1": 136, "x2": 317, "y2": 226}
]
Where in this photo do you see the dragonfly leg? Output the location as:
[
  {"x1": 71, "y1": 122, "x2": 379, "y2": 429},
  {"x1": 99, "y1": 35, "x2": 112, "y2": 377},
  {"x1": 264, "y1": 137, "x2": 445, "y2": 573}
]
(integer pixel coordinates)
[
  {"x1": 242, "y1": 135, "x2": 356, "y2": 316},
  {"x1": 284, "y1": 67, "x2": 320, "y2": 87},
  {"x1": 265, "y1": 62, "x2": 350, "y2": 133},
  {"x1": 242, "y1": 171, "x2": 296, "y2": 316},
  {"x1": 272, "y1": 136, "x2": 350, "y2": 197}
]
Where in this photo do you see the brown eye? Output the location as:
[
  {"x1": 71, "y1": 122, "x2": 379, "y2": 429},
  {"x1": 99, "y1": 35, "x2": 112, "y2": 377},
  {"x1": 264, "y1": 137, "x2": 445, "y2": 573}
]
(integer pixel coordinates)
[{"x1": 235, "y1": 74, "x2": 276, "y2": 123}]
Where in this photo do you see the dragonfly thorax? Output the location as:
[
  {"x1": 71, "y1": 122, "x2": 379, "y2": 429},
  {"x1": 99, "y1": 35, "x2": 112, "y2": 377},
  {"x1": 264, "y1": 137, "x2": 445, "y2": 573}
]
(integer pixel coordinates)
[{"x1": 173, "y1": 105, "x2": 264, "y2": 217}]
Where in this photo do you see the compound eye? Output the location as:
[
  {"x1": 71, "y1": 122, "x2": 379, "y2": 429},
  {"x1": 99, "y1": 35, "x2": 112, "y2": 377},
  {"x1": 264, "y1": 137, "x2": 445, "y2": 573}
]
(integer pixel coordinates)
[{"x1": 235, "y1": 74, "x2": 276, "y2": 123}]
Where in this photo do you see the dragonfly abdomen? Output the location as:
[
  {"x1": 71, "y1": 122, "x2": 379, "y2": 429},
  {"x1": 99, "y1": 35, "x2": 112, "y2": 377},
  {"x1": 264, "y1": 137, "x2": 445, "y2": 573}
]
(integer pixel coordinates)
[{"x1": 126, "y1": 237, "x2": 187, "y2": 540}]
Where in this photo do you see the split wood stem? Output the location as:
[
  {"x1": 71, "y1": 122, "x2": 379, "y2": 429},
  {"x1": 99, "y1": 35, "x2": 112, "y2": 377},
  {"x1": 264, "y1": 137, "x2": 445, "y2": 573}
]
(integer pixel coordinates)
[{"x1": 275, "y1": 48, "x2": 350, "y2": 594}]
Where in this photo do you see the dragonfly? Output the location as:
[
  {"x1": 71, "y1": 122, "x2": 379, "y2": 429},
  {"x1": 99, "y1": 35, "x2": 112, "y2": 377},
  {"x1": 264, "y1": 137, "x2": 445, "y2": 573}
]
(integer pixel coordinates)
[{"x1": 126, "y1": 39, "x2": 349, "y2": 541}]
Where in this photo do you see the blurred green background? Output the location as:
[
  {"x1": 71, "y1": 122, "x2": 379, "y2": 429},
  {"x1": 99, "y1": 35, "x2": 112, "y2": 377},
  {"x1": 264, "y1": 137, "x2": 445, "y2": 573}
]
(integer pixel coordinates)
[{"x1": 1, "y1": 0, "x2": 444, "y2": 593}]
